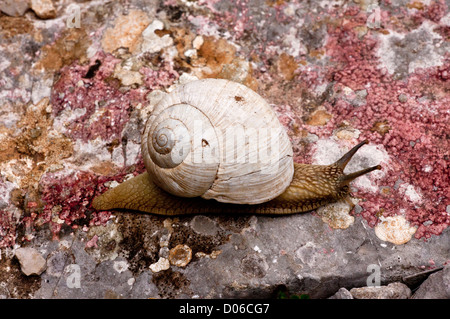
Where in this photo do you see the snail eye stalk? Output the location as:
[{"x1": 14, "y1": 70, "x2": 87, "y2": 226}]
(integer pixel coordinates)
[
  {"x1": 340, "y1": 165, "x2": 382, "y2": 185},
  {"x1": 333, "y1": 140, "x2": 381, "y2": 185},
  {"x1": 334, "y1": 140, "x2": 368, "y2": 170}
]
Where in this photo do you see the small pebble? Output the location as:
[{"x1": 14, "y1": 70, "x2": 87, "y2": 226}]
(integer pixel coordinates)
[
  {"x1": 15, "y1": 247, "x2": 47, "y2": 276},
  {"x1": 398, "y1": 94, "x2": 408, "y2": 103},
  {"x1": 149, "y1": 257, "x2": 170, "y2": 273},
  {"x1": 30, "y1": 0, "x2": 57, "y2": 19}
]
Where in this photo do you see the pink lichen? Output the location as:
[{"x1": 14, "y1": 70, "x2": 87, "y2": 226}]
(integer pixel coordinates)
[
  {"x1": 36, "y1": 159, "x2": 147, "y2": 239},
  {"x1": 258, "y1": 5, "x2": 449, "y2": 239},
  {"x1": 50, "y1": 52, "x2": 148, "y2": 143},
  {"x1": 414, "y1": 0, "x2": 447, "y2": 24},
  {"x1": 0, "y1": 210, "x2": 17, "y2": 248},
  {"x1": 85, "y1": 234, "x2": 99, "y2": 248},
  {"x1": 50, "y1": 51, "x2": 180, "y2": 143},
  {"x1": 38, "y1": 170, "x2": 99, "y2": 239},
  {"x1": 140, "y1": 62, "x2": 179, "y2": 91},
  {"x1": 319, "y1": 10, "x2": 449, "y2": 239},
  {"x1": 38, "y1": 170, "x2": 108, "y2": 239}
]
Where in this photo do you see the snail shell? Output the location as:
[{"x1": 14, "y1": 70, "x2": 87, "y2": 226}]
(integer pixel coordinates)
[{"x1": 142, "y1": 79, "x2": 294, "y2": 205}]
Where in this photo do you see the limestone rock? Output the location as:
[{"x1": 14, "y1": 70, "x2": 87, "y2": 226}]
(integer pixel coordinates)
[
  {"x1": 15, "y1": 247, "x2": 47, "y2": 276},
  {"x1": 350, "y1": 282, "x2": 411, "y2": 299},
  {"x1": 328, "y1": 288, "x2": 354, "y2": 299},
  {"x1": 140, "y1": 20, "x2": 174, "y2": 54},
  {"x1": 0, "y1": 0, "x2": 29, "y2": 16},
  {"x1": 149, "y1": 257, "x2": 170, "y2": 273},
  {"x1": 412, "y1": 265, "x2": 450, "y2": 299},
  {"x1": 101, "y1": 10, "x2": 150, "y2": 53},
  {"x1": 30, "y1": 0, "x2": 56, "y2": 19}
]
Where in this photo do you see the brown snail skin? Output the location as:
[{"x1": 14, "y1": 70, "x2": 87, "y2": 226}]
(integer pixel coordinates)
[
  {"x1": 92, "y1": 79, "x2": 381, "y2": 216},
  {"x1": 93, "y1": 140, "x2": 380, "y2": 216}
]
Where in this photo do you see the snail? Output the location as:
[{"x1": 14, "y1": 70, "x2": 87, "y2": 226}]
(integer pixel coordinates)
[{"x1": 92, "y1": 79, "x2": 381, "y2": 215}]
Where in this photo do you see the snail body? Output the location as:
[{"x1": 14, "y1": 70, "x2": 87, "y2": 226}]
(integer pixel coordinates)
[{"x1": 92, "y1": 79, "x2": 380, "y2": 215}]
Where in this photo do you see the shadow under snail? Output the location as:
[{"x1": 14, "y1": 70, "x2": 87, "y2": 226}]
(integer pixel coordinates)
[{"x1": 92, "y1": 79, "x2": 381, "y2": 215}]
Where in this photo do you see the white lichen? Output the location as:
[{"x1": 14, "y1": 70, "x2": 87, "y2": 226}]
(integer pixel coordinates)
[
  {"x1": 316, "y1": 199, "x2": 356, "y2": 229},
  {"x1": 375, "y1": 215, "x2": 417, "y2": 245},
  {"x1": 113, "y1": 260, "x2": 129, "y2": 273}
]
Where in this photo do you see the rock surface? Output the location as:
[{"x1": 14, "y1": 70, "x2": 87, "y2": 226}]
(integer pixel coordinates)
[
  {"x1": 0, "y1": 0, "x2": 448, "y2": 299},
  {"x1": 412, "y1": 265, "x2": 450, "y2": 299},
  {"x1": 350, "y1": 282, "x2": 411, "y2": 299},
  {"x1": 0, "y1": 0, "x2": 29, "y2": 17},
  {"x1": 328, "y1": 288, "x2": 354, "y2": 299}
]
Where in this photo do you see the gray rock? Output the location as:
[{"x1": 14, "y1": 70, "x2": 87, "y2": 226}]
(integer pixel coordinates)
[
  {"x1": 412, "y1": 265, "x2": 450, "y2": 299},
  {"x1": 328, "y1": 288, "x2": 353, "y2": 299},
  {"x1": 17, "y1": 212, "x2": 450, "y2": 299},
  {"x1": 0, "y1": 0, "x2": 29, "y2": 16},
  {"x1": 350, "y1": 282, "x2": 411, "y2": 299},
  {"x1": 15, "y1": 247, "x2": 47, "y2": 276}
]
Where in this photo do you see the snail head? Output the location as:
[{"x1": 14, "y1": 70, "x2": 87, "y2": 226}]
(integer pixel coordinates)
[
  {"x1": 334, "y1": 139, "x2": 381, "y2": 188},
  {"x1": 279, "y1": 140, "x2": 382, "y2": 212}
]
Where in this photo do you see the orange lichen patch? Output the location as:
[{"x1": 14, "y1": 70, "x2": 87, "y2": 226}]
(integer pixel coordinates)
[
  {"x1": 306, "y1": 109, "x2": 332, "y2": 126},
  {"x1": 173, "y1": 33, "x2": 258, "y2": 89},
  {"x1": 316, "y1": 200, "x2": 355, "y2": 229},
  {"x1": 335, "y1": 126, "x2": 360, "y2": 140},
  {"x1": 0, "y1": 127, "x2": 17, "y2": 164},
  {"x1": 217, "y1": 59, "x2": 259, "y2": 91},
  {"x1": 196, "y1": 36, "x2": 237, "y2": 77},
  {"x1": 171, "y1": 27, "x2": 197, "y2": 60},
  {"x1": 0, "y1": 98, "x2": 73, "y2": 190},
  {"x1": 101, "y1": 10, "x2": 151, "y2": 54},
  {"x1": 0, "y1": 16, "x2": 34, "y2": 39},
  {"x1": 377, "y1": 29, "x2": 391, "y2": 35},
  {"x1": 309, "y1": 48, "x2": 325, "y2": 59},
  {"x1": 168, "y1": 30, "x2": 257, "y2": 89},
  {"x1": 89, "y1": 161, "x2": 122, "y2": 177},
  {"x1": 276, "y1": 53, "x2": 299, "y2": 81},
  {"x1": 266, "y1": 0, "x2": 286, "y2": 7},
  {"x1": 168, "y1": 244, "x2": 193, "y2": 268},
  {"x1": 380, "y1": 187, "x2": 391, "y2": 195},
  {"x1": 34, "y1": 28, "x2": 90, "y2": 73},
  {"x1": 371, "y1": 120, "x2": 391, "y2": 136},
  {"x1": 407, "y1": 1, "x2": 425, "y2": 10}
]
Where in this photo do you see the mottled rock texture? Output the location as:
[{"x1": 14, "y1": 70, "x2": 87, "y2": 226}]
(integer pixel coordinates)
[{"x1": 0, "y1": 0, "x2": 448, "y2": 298}]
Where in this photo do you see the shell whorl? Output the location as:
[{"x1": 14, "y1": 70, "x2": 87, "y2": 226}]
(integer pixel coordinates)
[
  {"x1": 142, "y1": 79, "x2": 294, "y2": 205},
  {"x1": 143, "y1": 102, "x2": 220, "y2": 198},
  {"x1": 151, "y1": 118, "x2": 190, "y2": 166}
]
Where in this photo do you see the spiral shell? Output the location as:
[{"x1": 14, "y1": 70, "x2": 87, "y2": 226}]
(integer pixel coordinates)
[{"x1": 142, "y1": 79, "x2": 294, "y2": 204}]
